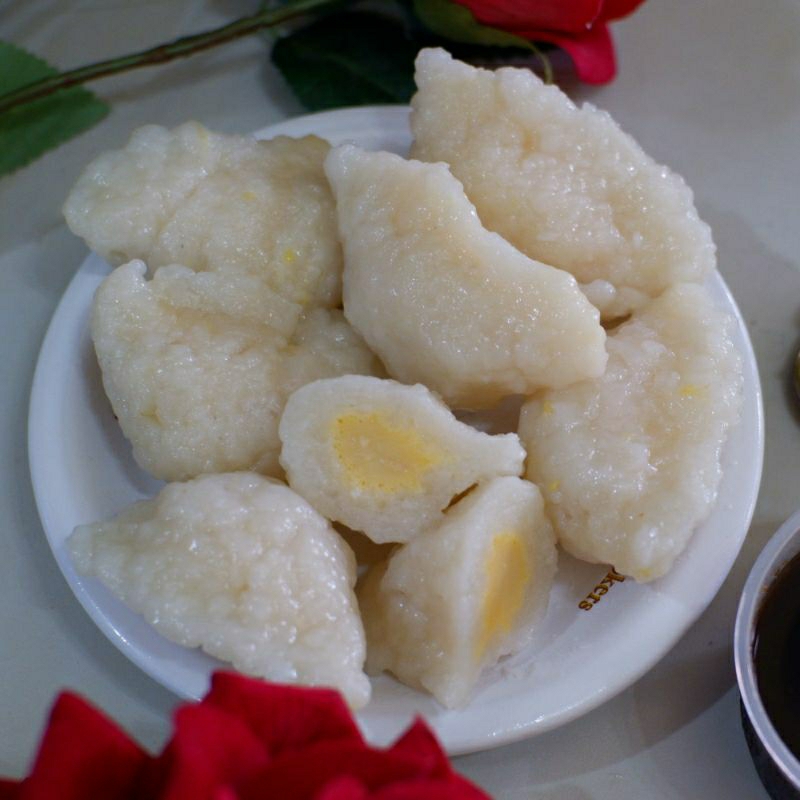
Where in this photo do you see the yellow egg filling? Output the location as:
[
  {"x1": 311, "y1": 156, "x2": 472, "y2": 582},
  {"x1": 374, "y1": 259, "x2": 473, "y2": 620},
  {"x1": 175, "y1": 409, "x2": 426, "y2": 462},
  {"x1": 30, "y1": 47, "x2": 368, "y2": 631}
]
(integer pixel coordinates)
[
  {"x1": 678, "y1": 383, "x2": 706, "y2": 398},
  {"x1": 475, "y1": 532, "x2": 530, "y2": 660},
  {"x1": 331, "y1": 412, "x2": 445, "y2": 493}
]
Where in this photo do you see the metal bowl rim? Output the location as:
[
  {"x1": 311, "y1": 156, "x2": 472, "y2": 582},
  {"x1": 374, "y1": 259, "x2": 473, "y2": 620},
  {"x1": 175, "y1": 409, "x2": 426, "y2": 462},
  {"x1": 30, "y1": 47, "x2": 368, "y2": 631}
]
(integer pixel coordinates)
[{"x1": 734, "y1": 507, "x2": 800, "y2": 789}]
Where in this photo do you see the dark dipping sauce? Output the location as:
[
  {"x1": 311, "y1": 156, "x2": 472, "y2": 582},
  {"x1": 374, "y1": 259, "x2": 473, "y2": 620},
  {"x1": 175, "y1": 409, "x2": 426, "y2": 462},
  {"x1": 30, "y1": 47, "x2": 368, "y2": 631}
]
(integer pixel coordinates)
[{"x1": 754, "y1": 550, "x2": 800, "y2": 760}]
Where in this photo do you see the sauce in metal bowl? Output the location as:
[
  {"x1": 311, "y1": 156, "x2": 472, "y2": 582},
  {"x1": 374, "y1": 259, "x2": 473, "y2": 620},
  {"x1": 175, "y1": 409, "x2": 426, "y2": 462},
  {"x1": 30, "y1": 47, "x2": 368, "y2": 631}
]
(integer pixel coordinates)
[
  {"x1": 736, "y1": 510, "x2": 800, "y2": 799},
  {"x1": 754, "y1": 551, "x2": 800, "y2": 761}
]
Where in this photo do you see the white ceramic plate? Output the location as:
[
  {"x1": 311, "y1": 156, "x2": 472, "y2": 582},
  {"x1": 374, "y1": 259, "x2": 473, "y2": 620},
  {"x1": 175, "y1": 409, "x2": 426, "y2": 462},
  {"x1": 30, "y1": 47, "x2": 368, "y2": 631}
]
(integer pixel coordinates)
[{"x1": 28, "y1": 106, "x2": 764, "y2": 755}]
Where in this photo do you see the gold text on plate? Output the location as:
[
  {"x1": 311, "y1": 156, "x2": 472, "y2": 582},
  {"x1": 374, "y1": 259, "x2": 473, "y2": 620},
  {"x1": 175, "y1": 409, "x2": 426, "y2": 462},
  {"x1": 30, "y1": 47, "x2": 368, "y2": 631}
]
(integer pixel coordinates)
[{"x1": 579, "y1": 568, "x2": 626, "y2": 610}]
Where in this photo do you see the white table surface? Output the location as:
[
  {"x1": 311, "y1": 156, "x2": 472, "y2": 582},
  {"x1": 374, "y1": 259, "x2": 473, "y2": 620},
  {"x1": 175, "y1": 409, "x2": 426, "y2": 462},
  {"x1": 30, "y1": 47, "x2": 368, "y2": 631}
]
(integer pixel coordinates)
[{"x1": 2, "y1": 0, "x2": 799, "y2": 796}]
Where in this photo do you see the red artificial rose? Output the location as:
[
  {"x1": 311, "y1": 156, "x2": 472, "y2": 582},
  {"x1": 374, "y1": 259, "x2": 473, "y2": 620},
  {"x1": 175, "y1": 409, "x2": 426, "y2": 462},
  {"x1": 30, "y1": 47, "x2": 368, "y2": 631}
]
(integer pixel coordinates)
[
  {"x1": 0, "y1": 673, "x2": 491, "y2": 800},
  {"x1": 0, "y1": 692, "x2": 148, "y2": 800},
  {"x1": 451, "y1": 0, "x2": 646, "y2": 83}
]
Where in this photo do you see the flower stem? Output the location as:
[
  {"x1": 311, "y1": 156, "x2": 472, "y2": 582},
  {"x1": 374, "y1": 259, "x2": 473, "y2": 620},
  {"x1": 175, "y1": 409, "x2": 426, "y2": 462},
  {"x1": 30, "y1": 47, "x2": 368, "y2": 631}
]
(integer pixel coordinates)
[{"x1": 0, "y1": 0, "x2": 343, "y2": 115}]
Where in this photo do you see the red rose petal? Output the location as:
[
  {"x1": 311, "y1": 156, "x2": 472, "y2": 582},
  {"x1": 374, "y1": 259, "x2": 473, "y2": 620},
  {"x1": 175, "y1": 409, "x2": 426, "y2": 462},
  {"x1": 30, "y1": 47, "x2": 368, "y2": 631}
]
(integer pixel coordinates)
[
  {"x1": 386, "y1": 720, "x2": 451, "y2": 779},
  {"x1": 599, "y1": 0, "x2": 647, "y2": 22},
  {"x1": 314, "y1": 775, "x2": 369, "y2": 800},
  {"x1": 448, "y1": 0, "x2": 643, "y2": 85},
  {"x1": 238, "y1": 737, "x2": 446, "y2": 800},
  {"x1": 11, "y1": 693, "x2": 147, "y2": 800},
  {"x1": 202, "y1": 672, "x2": 364, "y2": 757},
  {"x1": 524, "y1": 22, "x2": 618, "y2": 84},
  {"x1": 0, "y1": 779, "x2": 21, "y2": 799},
  {"x1": 452, "y1": 0, "x2": 602, "y2": 35},
  {"x1": 3, "y1": 679, "x2": 492, "y2": 800},
  {"x1": 137, "y1": 704, "x2": 269, "y2": 800}
]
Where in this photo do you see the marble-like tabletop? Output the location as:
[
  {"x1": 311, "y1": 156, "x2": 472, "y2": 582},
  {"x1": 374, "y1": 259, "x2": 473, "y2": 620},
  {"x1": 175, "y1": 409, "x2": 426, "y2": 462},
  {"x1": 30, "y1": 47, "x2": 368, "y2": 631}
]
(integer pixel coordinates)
[{"x1": 2, "y1": 0, "x2": 798, "y2": 796}]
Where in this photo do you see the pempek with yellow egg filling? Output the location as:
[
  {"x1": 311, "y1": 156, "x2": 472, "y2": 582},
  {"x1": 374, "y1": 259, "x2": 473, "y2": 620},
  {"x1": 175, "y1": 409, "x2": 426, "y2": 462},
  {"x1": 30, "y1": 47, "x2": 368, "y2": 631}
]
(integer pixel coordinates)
[
  {"x1": 278, "y1": 375, "x2": 526, "y2": 544},
  {"x1": 90, "y1": 262, "x2": 381, "y2": 482},
  {"x1": 410, "y1": 49, "x2": 716, "y2": 320},
  {"x1": 358, "y1": 476, "x2": 557, "y2": 708},
  {"x1": 69, "y1": 472, "x2": 371, "y2": 708},
  {"x1": 64, "y1": 123, "x2": 343, "y2": 310},
  {"x1": 519, "y1": 284, "x2": 742, "y2": 582},
  {"x1": 325, "y1": 144, "x2": 606, "y2": 410}
]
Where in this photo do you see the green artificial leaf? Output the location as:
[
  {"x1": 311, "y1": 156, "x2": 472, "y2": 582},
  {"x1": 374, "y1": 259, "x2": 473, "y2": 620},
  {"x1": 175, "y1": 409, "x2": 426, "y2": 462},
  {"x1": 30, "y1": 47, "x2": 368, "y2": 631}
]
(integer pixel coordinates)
[
  {"x1": 411, "y1": 0, "x2": 535, "y2": 50},
  {"x1": 271, "y1": 12, "x2": 418, "y2": 111},
  {"x1": 0, "y1": 40, "x2": 109, "y2": 178}
]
